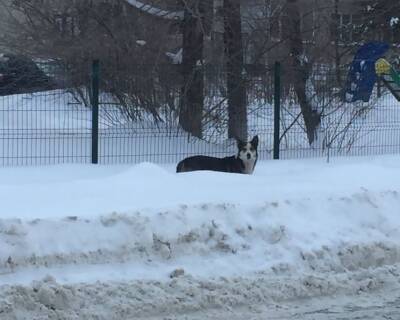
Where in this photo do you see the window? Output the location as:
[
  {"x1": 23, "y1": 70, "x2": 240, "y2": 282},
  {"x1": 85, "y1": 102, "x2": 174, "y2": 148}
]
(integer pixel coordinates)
[
  {"x1": 301, "y1": 10, "x2": 315, "y2": 42},
  {"x1": 55, "y1": 14, "x2": 79, "y2": 37},
  {"x1": 269, "y1": 16, "x2": 281, "y2": 41},
  {"x1": 330, "y1": 13, "x2": 363, "y2": 45}
]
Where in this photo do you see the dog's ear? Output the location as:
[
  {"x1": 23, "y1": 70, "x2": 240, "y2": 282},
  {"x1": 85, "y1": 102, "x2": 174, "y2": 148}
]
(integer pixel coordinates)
[
  {"x1": 250, "y1": 135, "x2": 259, "y2": 148},
  {"x1": 236, "y1": 138, "x2": 245, "y2": 149}
]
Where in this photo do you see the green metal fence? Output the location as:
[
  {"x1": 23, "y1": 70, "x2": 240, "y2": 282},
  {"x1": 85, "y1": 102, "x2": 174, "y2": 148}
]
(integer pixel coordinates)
[{"x1": 0, "y1": 57, "x2": 399, "y2": 166}]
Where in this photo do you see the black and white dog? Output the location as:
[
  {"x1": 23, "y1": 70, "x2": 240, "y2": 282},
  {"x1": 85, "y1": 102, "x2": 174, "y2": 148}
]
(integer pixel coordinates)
[{"x1": 176, "y1": 136, "x2": 258, "y2": 174}]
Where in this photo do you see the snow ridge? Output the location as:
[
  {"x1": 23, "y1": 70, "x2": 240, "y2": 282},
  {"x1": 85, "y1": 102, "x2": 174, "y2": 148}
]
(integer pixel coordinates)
[{"x1": 2, "y1": 190, "x2": 400, "y2": 285}]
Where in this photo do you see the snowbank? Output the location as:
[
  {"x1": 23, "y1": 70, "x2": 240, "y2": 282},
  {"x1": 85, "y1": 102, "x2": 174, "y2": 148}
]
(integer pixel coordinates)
[
  {"x1": 1, "y1": 156, "x2": 400, "y2": 318},
  {"x1": 0, "y1": 155, "x2": 399, "y2": 219},
  {"x1": 2, "y1": 190, "x2": 400, "y2": 283}
]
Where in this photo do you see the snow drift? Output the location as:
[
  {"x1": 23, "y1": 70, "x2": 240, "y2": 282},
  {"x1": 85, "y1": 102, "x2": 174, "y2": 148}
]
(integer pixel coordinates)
[{"x1": 0, "y1": 156, "x2": 400, "y2": 319}]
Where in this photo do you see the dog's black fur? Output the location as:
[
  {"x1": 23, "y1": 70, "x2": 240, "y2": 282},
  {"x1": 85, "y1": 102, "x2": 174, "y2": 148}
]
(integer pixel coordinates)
[
  {"x1": 176, "y1": 136, "x2": 259, "y2": 174},
  {"x1": 176, "y1": 155, "x2": 245, "y2": 173}
]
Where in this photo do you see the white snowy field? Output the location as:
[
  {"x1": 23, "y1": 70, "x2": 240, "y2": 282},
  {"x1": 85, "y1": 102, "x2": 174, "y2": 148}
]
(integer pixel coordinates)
[{"x1": 1, "y1": 155, "x2": 400, "y2": 319}]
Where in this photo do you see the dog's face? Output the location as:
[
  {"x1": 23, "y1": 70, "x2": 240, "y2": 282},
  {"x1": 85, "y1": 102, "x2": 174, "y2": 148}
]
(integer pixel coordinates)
[{"x1": 237, "y1": 135, "x2": 258, "y2": 162}]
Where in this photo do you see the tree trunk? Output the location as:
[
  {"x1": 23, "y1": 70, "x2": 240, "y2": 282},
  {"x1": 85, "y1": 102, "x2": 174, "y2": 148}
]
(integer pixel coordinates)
[
  {"x1": 333, "y1": 0, "x2": 342, "y2": 86},
  {"x1": 223, "y1": 0, "x2": 247, "y2": 141},
  {"x1": 283, "y1": 0, "x2": 320, "y2": 145},
  {"x1": 179, "y1": 0, "x2": 204, "y2": 139}
]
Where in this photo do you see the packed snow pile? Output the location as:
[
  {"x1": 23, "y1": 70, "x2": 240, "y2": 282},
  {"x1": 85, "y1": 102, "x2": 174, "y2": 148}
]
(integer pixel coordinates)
[{"x1": 1, "y1": 156, "x2": 400, "y2": 319}]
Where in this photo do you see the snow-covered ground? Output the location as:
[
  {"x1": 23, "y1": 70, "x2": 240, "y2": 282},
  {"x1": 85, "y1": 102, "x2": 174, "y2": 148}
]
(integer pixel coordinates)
[
  {"x1": 1, "y1": 155, "x2": 400, "y2": 319},
  {"x1": 1, "y1": 89, "x2": 400, "y2": 166}
]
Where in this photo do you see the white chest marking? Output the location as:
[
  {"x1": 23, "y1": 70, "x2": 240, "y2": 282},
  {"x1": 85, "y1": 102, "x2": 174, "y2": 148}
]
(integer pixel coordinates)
[{"x1": 242, "y1": 159, "x2": 256, "y2": 174}]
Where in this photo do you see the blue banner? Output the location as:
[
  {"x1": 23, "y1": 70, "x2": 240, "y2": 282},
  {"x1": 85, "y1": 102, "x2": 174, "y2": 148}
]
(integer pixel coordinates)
[{"x1": 343, "y1": 42, "x2": 389, "y2": 102}]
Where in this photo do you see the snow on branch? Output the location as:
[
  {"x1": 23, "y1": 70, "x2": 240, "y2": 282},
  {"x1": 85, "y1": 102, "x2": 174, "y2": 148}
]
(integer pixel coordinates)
[
  {"x1": 390, "y1": 17, "x2": 399, "y2": 27},
  {"x1": 125, "y1": 0, "x2": 183, "y2": 20}
]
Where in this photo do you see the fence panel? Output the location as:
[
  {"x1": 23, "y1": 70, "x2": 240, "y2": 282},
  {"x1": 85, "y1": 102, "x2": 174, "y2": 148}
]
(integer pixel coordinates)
[
  {"x1": 0, "y1": 59, "x2": 399, "y2": 166},
  {"x1": 96, "y1": 63, "x2": 274, "y2": 164},
  {"x1": 0, "y1": 60, "x2": 91, "y2": 166},
  {"x1": 277, "y1": 64, "x2": 400, "y2": 160}
]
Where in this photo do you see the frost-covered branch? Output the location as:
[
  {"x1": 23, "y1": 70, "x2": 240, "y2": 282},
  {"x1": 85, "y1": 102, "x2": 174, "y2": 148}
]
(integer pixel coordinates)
[{"x1": 124, "y1": 0, "x2": 183, "y2": 20}]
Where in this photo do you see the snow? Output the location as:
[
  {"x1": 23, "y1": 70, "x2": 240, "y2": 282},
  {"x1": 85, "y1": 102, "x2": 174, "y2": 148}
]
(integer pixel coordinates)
[
  {"x1": 0, "y1": 156, "x2": 398, "y2": 219},
  {"x1": 136, "y1": 40, "x2": 147, "y2": 46},
  {"x1": 390, "y1": 17, "x2": 399, "y2": 27},
  {"x1": 1, "y1": 75, "x2": 400, "y2": 317},
  {"x1": 166, "y1": 48, "x2": 183, "y2": 64},
  {"x1": 2, "y1": 88, "x2": 400, "y2": 167},
  {"x1": 1, "y1": 155, "x2": 400, "y2": 318},
  {"x1": 0, "y1": 90, "x2": 231, "y2": 165},
  {"x1": 125, "y1": 0, "x2": 183, "y2": 20},
  {"x1": 0, "y1": 53, "x2": 9, "y2": 63}
]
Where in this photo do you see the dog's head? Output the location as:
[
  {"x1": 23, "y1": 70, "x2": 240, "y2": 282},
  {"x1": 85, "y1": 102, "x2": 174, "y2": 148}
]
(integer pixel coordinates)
[{"x1": 237, "y1": 135, "x2": 258, "y2": 162}]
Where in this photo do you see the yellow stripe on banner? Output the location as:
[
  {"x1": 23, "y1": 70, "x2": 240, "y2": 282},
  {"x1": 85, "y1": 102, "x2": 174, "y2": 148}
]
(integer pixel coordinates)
[{"x1": 375, "y1": 58, "x2": 391, "y2": 75}]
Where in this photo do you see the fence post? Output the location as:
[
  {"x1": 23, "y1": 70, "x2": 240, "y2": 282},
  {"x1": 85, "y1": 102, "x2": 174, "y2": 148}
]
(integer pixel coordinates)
[
  {"x1": 91, "y1": 60, "x2": 100, "y2": 164},
  {"x1": 377, "y1": 77, "x2": 382, "y2": 98},
  {"x1": 273, "y1": 61, "x2": 281, "y2": 160}
]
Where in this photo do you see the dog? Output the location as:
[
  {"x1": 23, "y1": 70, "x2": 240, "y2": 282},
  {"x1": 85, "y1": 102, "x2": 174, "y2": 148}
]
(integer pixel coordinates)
[{"x1": 176, "y1": 135, "x2": 258, "y2": 174}]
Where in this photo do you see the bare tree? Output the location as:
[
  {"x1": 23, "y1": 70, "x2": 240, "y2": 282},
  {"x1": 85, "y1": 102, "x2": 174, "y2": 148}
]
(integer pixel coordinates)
[
  {"x1": 2, "y1": 0, "x2": 183, "y2": 120},
  {"x1": 358, "y1": 0, "x2": 400, "y2": 42},
  {"x1": 282, "y1": 0, "x2": 320, "y2": 145},
  {"x1": 222, "y1": 0, "x2": 247, "y2": 141},
  {"x1": 179, "y1": 0, "x2": 209, "y2": 138}
]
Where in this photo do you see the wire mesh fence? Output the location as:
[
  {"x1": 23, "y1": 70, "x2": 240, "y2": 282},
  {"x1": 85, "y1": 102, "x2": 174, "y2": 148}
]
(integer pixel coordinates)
[
  {"x1": 278, "y1": 64, "x2": 400, "y2": 160},
  {"x1": 0, "y1": 57, "x2": 399, "y2": 166},
  {"x1": 96, "y1": 61, "x2": 274, "y2": 164},
  {"x1": 0, "y1": 58, "x2": 91, "y2": 165}
]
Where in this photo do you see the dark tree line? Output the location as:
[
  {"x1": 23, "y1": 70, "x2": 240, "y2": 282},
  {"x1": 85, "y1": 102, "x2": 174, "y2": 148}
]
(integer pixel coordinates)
[
  {"x1": 223, "y1": 0, "x2": 247, "y2": 141},
  {"x1": 179, "y1": 0, "x2": 206, "y2": 139},
  {"x1": 1, "y1": 0, "x2": 398, "y2": 145},
  {"x1": 179, "y1": 0, "x2": 247, "y2": 141},
  {"x1": 358, "y1": 0, "x2": 400, "y2": 41},
  {"x1": 282, "y1": 0, "x2": 320, "y2": 145}
]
